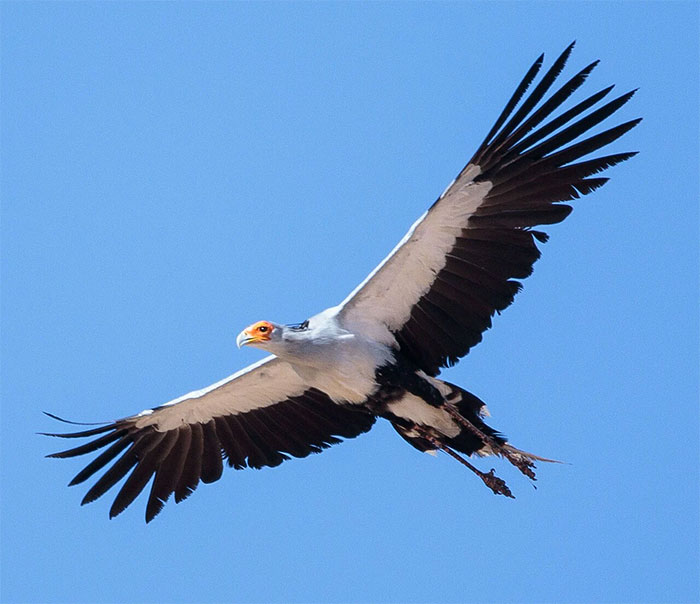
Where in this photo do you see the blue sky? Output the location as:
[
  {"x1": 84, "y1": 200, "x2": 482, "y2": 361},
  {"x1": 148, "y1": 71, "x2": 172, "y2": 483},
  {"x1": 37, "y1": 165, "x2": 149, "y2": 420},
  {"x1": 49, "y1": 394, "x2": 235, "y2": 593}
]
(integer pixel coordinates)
[{"x1": 2, "y1": 3, "x2": 698, "y2": 603}]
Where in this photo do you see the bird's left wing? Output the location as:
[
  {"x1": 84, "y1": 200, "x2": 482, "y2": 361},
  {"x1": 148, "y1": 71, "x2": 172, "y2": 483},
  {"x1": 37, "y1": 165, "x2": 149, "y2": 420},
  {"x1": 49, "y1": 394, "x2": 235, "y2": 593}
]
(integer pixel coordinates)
[
  {"x1": 44, "y1": 356, "x2": 375, "y2": 522},
  {"x1": 337, "y1": 44, "x2": 639, "y2": 375}
]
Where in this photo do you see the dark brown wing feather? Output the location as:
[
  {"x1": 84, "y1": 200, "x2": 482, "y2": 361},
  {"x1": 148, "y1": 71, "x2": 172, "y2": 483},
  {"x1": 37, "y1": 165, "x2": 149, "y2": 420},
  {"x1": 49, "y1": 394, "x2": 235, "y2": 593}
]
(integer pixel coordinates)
[
  {"x1": 393, "y1": 44, "x2": 640, "y2": 374},
  {"x1": 45, "y1": 391, "x2": 375, "y2": 522}
]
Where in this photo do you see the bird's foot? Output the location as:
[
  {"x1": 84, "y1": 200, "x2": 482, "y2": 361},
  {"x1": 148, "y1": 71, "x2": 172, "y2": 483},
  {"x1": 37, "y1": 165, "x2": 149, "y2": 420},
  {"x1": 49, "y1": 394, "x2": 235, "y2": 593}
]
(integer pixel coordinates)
[{"x1": 479, "y1": 468, "x2": 514, "y2": 498}]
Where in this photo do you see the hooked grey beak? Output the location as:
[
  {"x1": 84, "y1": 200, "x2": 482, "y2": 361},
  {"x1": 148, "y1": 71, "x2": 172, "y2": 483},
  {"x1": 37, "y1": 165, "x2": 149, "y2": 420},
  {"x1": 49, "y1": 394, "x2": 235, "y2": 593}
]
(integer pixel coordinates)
[{"x1": 236, "y1": 331, "x2": 253, "y2": 349}]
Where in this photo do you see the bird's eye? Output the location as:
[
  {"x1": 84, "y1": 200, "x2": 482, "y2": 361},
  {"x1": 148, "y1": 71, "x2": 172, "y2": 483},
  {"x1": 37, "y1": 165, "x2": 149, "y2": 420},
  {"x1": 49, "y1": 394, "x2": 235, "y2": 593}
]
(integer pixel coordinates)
[{"x1": 258, "y1": 325, "x2": 268, "y2": 333}]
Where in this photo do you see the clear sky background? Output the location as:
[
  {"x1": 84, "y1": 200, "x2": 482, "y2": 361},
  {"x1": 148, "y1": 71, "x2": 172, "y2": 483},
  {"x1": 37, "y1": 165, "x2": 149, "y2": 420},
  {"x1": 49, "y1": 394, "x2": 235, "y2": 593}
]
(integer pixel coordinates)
[{"x1": 2, "y1": 3, "x2": 698, "y2": 604}]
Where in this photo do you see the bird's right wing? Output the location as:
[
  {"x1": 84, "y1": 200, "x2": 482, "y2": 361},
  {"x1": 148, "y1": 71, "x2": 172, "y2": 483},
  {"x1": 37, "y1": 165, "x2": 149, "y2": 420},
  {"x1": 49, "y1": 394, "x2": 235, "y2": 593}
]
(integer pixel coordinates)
[
  {"x1": 44, "y1": 356, "x2": 375, "y2": 522},
  {"x1": 337, "y1": 43, "x2": 639, "y2": 376}
]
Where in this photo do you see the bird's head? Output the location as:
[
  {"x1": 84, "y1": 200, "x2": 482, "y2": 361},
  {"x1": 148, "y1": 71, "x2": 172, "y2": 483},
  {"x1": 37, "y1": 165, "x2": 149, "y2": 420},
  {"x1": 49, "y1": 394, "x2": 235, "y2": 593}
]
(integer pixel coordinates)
[{"x1": 236, "y1": 320, "x2": 282, "y2": 350}]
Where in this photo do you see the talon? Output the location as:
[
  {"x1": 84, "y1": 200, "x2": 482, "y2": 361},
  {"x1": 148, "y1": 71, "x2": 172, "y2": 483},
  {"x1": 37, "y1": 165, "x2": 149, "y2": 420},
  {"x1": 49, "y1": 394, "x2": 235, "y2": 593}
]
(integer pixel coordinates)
[{"x1": 480, "y1": 468, "x2": 514, "y2": 498}]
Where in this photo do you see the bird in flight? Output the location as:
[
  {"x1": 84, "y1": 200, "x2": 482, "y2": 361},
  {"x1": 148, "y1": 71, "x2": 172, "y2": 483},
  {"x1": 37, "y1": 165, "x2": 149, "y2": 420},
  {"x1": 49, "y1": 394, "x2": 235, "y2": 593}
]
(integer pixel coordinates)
[{"x1": 45, "y1": 43, "x2": 639, "y2": 522}]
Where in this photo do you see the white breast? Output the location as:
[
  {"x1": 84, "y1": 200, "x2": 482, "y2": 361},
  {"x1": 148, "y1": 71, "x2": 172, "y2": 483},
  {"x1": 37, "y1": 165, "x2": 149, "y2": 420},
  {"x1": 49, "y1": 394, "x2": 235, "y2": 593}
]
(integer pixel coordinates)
[{"x1": 280, "y1": 307, "x2": 394, "y2": 404}]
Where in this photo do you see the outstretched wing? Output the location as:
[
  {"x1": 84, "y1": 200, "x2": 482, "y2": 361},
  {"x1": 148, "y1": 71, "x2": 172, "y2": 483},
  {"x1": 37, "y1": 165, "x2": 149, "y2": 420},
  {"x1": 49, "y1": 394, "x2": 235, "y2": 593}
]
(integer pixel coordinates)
[
  {"x1": 44, "y1": 356, "x2": 375, "y2": 522},
  {"x1": 338, "y1": 43, "x2": 640, "y2": 375}
]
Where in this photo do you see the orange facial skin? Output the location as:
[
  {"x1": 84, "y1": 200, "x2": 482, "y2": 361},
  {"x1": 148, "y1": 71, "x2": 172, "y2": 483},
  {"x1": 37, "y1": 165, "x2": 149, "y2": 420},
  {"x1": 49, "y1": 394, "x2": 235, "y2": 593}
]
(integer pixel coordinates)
[{"x1": 242, "y1": 320, "x2": 274, "y2": 343}]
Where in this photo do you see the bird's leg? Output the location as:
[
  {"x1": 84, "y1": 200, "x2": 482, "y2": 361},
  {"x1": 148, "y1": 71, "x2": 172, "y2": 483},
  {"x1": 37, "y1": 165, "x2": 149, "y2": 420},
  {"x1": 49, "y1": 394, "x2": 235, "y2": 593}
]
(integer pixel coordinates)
[
  {"x1": 442, "y1": 402, "x2": 538, "y2": 480},
  {"x1": 413, "y1": 424, "x2": 514, "y2": 498}
]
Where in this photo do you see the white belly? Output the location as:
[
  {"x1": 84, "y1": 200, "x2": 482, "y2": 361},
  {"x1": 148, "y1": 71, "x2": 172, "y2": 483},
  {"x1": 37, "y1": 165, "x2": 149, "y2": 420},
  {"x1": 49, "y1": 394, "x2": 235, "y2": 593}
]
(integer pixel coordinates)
[
  {"x1": 386, "y1": 393, "x2": 460, "y2": 437},
  {"x1": 287, "y1": 334, "x2": 392, "y2": 403}
]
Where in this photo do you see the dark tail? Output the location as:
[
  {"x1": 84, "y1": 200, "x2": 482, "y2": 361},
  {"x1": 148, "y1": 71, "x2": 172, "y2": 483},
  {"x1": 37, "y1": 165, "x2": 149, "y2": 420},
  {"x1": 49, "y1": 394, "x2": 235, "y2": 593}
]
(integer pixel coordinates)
[
  {"x1": 391, "y1": 380, "x2": 560, "y2": 494},
  {"x1": 389, "y1": 382, "x2": 505, "y2": 456},
  {"x1": 441, "y1": 383, "x2": 507, "y2": 457}
]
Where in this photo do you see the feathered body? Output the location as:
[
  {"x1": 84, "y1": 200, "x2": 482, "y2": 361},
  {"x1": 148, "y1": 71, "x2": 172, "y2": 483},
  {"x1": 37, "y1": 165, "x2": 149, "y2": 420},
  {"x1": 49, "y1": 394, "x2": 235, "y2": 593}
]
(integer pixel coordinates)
[{"x1": 241, "y1": 315, "x2": 469, "y2": 444}]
